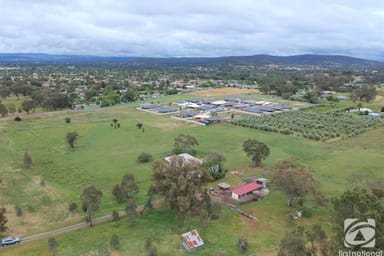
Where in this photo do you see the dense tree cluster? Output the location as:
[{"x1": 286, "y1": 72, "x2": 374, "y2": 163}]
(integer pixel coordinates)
[
  {"x1": 332, "y1": 189, "x2": 384, "y2": 250},
  {"x1": 149, "y1": 157, "x2": 212, "y2": 215},
  {"x1": 203, "y1": 151, "x2": 227, "y2": 180},
  {"x1": 278, "y1": 225, "x2": 332, "y2": 256},
  {"x1": 112, "y1": 174, "x2": 139, "y2": 225},
  {"x1": 81, "y1": 185, "x2": 103, "y2": 226},
  {"x1": 272, "y1": 159, "x2": 317, "y2": 207},
  {"x1": 350, "y1": 85, "x2": 377, "y2": 102},
  {"x1": 277, "y1": 189, "x2": 384, "y2": 255}
]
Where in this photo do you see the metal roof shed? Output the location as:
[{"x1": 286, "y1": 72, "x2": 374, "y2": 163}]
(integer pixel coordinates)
[
  {"x1": 182, "y1": 230, "x2": 204, "y2": 252},
  {"x1": 231, "y1": 183, "x2": 263, "y2": 200}
]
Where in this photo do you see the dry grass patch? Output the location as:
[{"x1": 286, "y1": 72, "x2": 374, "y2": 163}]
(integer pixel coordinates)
[
  {"x1": 3, "y1": 175, "x2": 82, "y2": 237},
  {"x1": 151, "y1": 119, "x2": 197, "y2": 130},
  {"x1": 190, "y1": 87, "x2": 259, "y2": 97},
  {"x1": 374, "y1": 95, "x2": 384, "y2": 105}
]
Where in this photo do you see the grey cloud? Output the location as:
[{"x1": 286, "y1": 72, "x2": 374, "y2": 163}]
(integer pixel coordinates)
[{"x1": 0, "y1": 0, "x2": 383, "y2": 59}]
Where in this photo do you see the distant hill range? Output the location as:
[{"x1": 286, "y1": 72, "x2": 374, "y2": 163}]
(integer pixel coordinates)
[{"x1": 0, "y1": 53, "x2": 383, "y2": 68}]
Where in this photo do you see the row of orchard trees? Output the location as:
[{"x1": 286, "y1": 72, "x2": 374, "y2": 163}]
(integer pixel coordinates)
[{"x1": 232, "y1": 110, "x2": 384, "y2": 141}]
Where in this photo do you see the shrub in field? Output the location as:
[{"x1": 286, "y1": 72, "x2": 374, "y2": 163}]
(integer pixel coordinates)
[
  {"x1": 137, "y1": 152, "x2": 153, "y2": 163},
  {"x1": 23, "y1": 152, "x2": 32, "y2": 169},
  {"x1": 66, "y1": 131, "x2": 78, "y2": 148},
  {"x1": 68, "y1": 202, "x2": 78, "y2": 213},
  {"x1": 110, "y1": 234, "x2": 120, "y2": 250},
  {"x1": 15, "y1": 206, "x2": 22, "y2": 216},
  {"x1": 48, "y1": 237, "x2": 58, "y2": 256},
  {"x1": 112, "y1": 210, "x2": 120, "y2": 221},
  {"x1": 0, "y1": 208, "x2": 7, "y2": 232}
]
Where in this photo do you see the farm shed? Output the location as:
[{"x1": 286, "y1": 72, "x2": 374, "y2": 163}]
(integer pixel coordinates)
[
  {"x1": 164, "y1": 153, "x2": 203, "y2": 166},
  {"x1": 182, "y1": 230, "x2": 204, "y2": 252},
  {"x1": 231, "y1": 182, "x2": 263, "y2": 200},
  {"x1": 218, "y1": 182, "x2": 231, "y2": 190},
  {"x1": 256, "y1": 178, "x2": 267, "y2": 188}
]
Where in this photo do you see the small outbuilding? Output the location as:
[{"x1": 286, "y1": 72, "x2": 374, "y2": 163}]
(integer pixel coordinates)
[
  {"x1": 182, "y1": 230, "x2": 204, "y2": 252},
  {"x1": 256, "y1": 178, "x2": 267, "y2": 188},
  {"x1": 231, "y1": 182, "x2": 263, "y2": 200},
  {"x1": 164, "y1": 153, "x2": 203, "y2": 166},
  {"x1": 218, "y1": 182, "x2": 231, "y2": 190}
]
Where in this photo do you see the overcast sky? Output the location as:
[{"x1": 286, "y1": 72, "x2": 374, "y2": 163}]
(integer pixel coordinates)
[{"x1": 0, "y1": 0, "x2": 383, "y2": 60}]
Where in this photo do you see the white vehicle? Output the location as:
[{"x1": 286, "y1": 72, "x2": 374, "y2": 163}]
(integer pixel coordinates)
[{"x1": 1, "y1": 236, "x2": 21, "y2": 247}]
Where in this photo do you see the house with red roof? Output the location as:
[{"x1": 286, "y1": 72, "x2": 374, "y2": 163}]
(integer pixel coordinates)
[
  {"x1": 231, "y1": 182, "x2": 263, "y2": 200},
  {"x1": 181, "y1": 230, "x2": 204, "y2": 252}
]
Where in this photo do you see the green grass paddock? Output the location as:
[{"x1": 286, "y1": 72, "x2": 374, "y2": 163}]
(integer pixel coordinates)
[{"x1": 0, "y1": 99, "x2": 383, "y2": 255}]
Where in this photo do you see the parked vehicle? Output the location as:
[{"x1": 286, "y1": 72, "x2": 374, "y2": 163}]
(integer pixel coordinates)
[{"x1": 1, "y1": 236, "x2": 21, "y2": 247}]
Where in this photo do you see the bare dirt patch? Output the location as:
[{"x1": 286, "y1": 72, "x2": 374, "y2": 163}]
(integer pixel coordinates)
[
  {"x1": 189, "y1": 88, "x2": 259, "y2": 97},
  {"x1": 3, "y1": 175, "x2": 81, "y2": 237},
  {"x1": 374, "y1": 95, "x2": 384, "y2": 105}
]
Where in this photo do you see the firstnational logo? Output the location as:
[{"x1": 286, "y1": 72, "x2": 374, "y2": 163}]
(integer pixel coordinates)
[{"x1": 344, "y1": 219, "x2": 375, "y2": 248}]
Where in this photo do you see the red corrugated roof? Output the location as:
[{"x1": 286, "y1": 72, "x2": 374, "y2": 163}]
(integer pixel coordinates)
[
  {"x1": 232, "y1": 183, "x2": 263, "y2": 196},
  {"x1": 182, "y1": 230, "x2": 204, "y2": 249}
]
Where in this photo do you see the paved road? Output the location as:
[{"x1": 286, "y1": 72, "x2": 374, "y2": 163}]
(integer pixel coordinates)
[{"x1": 21, "y1": 199, "x2": 163, "y2": 243}]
